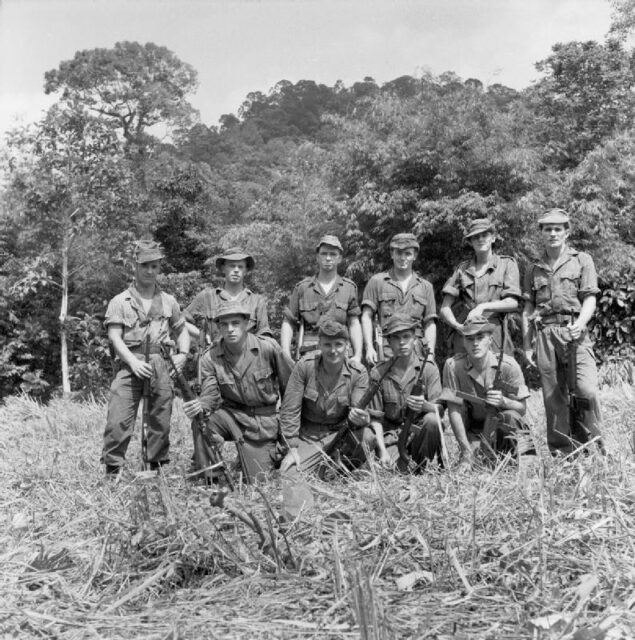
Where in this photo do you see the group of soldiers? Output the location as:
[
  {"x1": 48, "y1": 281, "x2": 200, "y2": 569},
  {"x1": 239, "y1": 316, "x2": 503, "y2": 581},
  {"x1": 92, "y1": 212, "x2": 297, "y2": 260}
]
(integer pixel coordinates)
[{"x1": 100, "y1": 208, "x2": 604, "y2": 482}]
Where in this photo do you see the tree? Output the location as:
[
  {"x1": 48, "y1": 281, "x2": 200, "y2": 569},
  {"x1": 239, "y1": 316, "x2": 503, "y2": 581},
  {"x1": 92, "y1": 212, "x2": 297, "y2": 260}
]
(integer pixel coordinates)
[{"x1": 44, "y1": 41, "x2": 199, "y2": 153}]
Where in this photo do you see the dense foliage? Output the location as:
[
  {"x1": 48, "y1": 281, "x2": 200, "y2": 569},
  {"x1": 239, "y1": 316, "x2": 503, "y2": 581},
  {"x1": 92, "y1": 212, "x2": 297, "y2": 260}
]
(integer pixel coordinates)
[{"x1": 1, "y1": 33, "x2": 634, "y2": 397}]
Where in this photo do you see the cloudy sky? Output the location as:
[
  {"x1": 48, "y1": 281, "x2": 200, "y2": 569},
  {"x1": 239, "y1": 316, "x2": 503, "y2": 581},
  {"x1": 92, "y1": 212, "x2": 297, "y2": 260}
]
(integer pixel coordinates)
[{"x1": 0, "y1": 0, "x2": 614, "y2": 135}]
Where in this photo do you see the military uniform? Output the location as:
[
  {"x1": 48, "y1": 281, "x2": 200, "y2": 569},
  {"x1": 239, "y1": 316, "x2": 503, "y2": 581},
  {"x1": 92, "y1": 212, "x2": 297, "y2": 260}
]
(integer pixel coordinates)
[
  {"x1": 441, "y1": 350, "x2": 529, "y2": 451},
  {"x1": 442, "y1": 253, "x2": 520, "y2": 354},
  {"x1": 368, "y1": 353, "x2": 444, "y2": 468},
  {"x1": 283, "y1": 275, "x2": 361, "y2": 352},
  {"x1": 102, "y1": 279, "x2": 185, "y2": 469},
  {"x1": 362, "y1": 270, "x2": 437, "y2": 352},
  {"x1": 523, "y1": 220, "x2": 602, "y2": 452},
  {"x1": 279, "y1": 352, "x2": 371, "y2": 473},
  {"x1": 198, "y1": 331, "x2": 293, "y2": 481}
]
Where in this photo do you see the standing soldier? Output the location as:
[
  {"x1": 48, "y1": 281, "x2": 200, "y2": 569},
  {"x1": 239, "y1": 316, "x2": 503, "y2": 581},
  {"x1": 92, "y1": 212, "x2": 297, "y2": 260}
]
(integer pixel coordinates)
[
  {"x1": 361, "y1": 233, "x2": 437, "y2": 365},
  {"x1": 368, "y1": 314, "x2": 445, "y2": 471},
  {"x1": 439, "y1": 218, "x2": 521, "y2": 355},
  {"x1": 280, "y1": 235, "x2": 362, "y2": 362},
  {"x1": 185, "y1": 247, "x2": 271, "y2": 345},
  {"x1": 101, "y1": 240, "x2": 190, "y2": 475},
  {"x1": 183, "y1": 302, "x2": 293, "y2": 482},
  {"x1": 442, "y1": 316, "x2": 529, "y2": 468},
  {"x1": 279, "y1": 320, "x2": 372, "y2": 476},
  {"x1": 522, "y1": 209, "x2": 603, "y2": 454}
]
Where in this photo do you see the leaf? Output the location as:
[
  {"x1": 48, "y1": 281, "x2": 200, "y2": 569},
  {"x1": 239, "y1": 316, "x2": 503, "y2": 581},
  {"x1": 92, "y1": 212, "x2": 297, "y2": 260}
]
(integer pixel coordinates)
[
  {"x1": 395, "y1": 570, "x2": 434, "y2": 591},
  {"x1": 529, "y1": 613, "x2": 574, "y2": 631}
]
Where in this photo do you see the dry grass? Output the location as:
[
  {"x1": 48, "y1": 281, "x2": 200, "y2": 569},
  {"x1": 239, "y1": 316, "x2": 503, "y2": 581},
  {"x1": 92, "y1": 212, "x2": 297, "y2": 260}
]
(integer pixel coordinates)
[{"x1": 1, "y1": 387, "x2": 634, "y2": 639}]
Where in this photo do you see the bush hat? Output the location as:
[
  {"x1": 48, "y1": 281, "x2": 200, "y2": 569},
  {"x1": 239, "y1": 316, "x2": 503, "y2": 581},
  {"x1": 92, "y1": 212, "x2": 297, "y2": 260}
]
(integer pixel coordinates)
[
  {"x1": 214, "y1": 302, "x2": 251, "y2": 322},
  {"x1": 214, "y1": 247, "x2": 255, "y2": 271},
  {"x1": 462, "y1": 316, "x2": 496, "y2": 336},
  {"x1": 318, "y1": 319, "x2": 349, "y2": 340},
  {"x1": 537, "y1": 209, "x2": 570, "y2": 226},
  {"x1": 315, "y1": 235, "x2": 343, "y2": 252},
  {"x1": 383, "y1": 313, "x2": 419, "y2": 337},
  {"x1": 464, "y1": 218, "x2": 495, "y2": 239},
  {"x1": 390, "y1": 233, "x2": 420, "y2": 251},
  {"x1": 134, "y1": 240, "x2": 164, "y2": 264}
]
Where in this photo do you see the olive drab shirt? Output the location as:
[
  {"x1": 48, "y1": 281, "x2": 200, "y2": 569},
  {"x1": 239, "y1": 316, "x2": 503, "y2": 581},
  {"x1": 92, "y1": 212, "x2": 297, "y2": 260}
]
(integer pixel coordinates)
[
  {"x1": 279, "y1": 355, "x2": 369, "y2": 448},
  {"x1": 368, "y1": 355, "x2": 442, "y2": 427},
  {"x1": 104, "y1": 283, "x2": 185, "y2": 349},
  {"x1": 441, "y1": 352, "x2": 529, "y2": 421},
  {"x1": 283, "y1": 275, "x2": 361, "y2": 330},
  {"x1": 522, "y1": 247, "x2": 600, "y2": 315},
  {"x1": 198, "y1": 333, "x2": 293, "y2": 442},
  {"x1": 442, "y1": 254, "x2": 521, "y2": 322},
  {"x1": 362, "y1": 270, "x2": 437, "y2": 336},
  {"x1": 186, "y1": 287, "x2": 271, "y2": 341}
]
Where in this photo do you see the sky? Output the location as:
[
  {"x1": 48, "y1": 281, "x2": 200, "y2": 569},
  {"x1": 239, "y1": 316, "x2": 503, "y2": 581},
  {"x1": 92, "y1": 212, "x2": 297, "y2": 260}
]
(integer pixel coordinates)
[{"x1": 0, "y1": 0, "x2": 614, "y2": 135}]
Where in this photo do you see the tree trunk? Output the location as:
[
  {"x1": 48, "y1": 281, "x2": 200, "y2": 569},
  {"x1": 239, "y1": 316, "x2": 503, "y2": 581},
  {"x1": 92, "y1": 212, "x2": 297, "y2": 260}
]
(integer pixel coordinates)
[{"x1": 60, "y1": 234, "x2": 70, "y2": 395}]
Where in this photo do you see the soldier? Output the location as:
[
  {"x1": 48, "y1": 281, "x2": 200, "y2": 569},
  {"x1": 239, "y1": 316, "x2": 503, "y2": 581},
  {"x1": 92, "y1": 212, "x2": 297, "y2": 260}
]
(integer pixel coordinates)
[
  {"x1": 368, "y1": 314, "x2": 445, "y2": 471},
  {"x1": 521, "y1": 209, "x2": 603, "y2": 453},
  {"x1": 439, "y1": 218, "x2": 521, "y2": 355},
  {"x1": 442, "y1": 316, "x2": 529, "y2": 468},
  {"x1": 101, "y1": 240, "x2": 190, "y2": 475},
  {"x1": 280, "y1": 235, "x2": 362, "y2": 362},
  {"x1": 279, "y1": 320, "x2": 373, "y2": 476},
  {"x1": 183, "y1": 302, "x2": 293, "y2": 482},
  {"x1": 185, "y1": 247, "x2": 271, "y2": 345},
  {"x1": 361, "y1": 233, "x2": 437, "y2": 365}
]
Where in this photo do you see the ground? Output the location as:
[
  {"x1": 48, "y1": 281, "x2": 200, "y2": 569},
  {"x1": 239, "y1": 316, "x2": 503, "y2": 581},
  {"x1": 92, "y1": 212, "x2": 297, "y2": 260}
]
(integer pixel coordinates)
[{"x1": 0, "y1": 386, "x2": 633, "y2": 640}]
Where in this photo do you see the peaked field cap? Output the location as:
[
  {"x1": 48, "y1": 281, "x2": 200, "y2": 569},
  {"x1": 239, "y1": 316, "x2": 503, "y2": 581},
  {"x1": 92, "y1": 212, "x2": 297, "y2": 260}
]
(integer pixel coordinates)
[
  {"x1": 462, "y1": 315, "x2": 496, "y2": 336},
  {"x1": 390, "y1": 233, "x2": 420, "y2": 250},
  {"x1": 134, "y1": 240, "x2": 164, "y2": 263},
  {"x1": 318, "y1": 318, "x2": 349, "y2": 340},
  {"x1": 537, "y1": 208, "x2": 570, "y2": 226},
  {"x1": 464, "y1": 218, "x2": 495, "y2": 239},
  {"x1": 215, "y1": 247, "x2": 255, "y2": 271},
  {"x1": 214, "y1": 302, "x2": 251, "y2": 322},
  {"x1": 315, "y1": 234, "x2": 343, "y2": 252},
  {"x1": 382, "y1": 313, "x2": 418, "y2": 336}
]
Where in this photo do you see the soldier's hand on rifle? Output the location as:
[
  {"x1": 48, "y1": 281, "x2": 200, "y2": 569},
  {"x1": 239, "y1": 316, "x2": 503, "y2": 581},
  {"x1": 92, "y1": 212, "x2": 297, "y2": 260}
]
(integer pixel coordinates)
[
  {"x1": 172, "y1": 352, "x2": 188, "y2": 372},
  {"x1": 365, "y1": 346, "x2": 378, "y2": 366},
  {"x1": 566, "y1": 322, "x2": 582, "y2": 342},
  {"x1": 524, "y1": 348, "x2": 536, "y2": 367},
  {"x1": 182, "y1": 398, "x2": 203, "y2": 419},
  {"x1": 280, "y1": 447, "x2": 300, "y2": 473},
  {"x1": 406, "y1": 394, "x2": 426, "y2": 413},
  {"x1": 485, "y1": 388, "x2": 505, "y2": 409},
  {"x1": 378, "y1": 448, "x2": 392, "y2": 468},
  {"x1": 130, "y1": 358, "x2": 153, "y2": 380},
  {"x1": 349, "y1": 407, "x2": 370, "y2": 427}
]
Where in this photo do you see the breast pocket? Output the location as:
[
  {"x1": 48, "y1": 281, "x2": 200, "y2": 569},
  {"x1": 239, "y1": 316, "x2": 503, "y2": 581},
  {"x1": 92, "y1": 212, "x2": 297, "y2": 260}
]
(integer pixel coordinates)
[
  {"x1": 557, "y1": 264, "x2": 582, "y2": 299},
  {"x1": 253, "y1": 367, "x2": 274, "y2": 397},
  {"x1": 378, "y1": 293, "x2": 398, "y2": 320},
  {"x1": 332, "y1": 299, "x2": 349, "y2": 324},
  {"x1": 487, "y1": 276, "x2": 505, "y2": 301},
  {"x1": 410, "y1": 293, "x2": 428, "y2": 318},
  {"x1": 299, "y1": 298, "x2": 320, "y2": 326},
  {"x1": 532, "y1": 274, "x2": 551, "y2": 305}
]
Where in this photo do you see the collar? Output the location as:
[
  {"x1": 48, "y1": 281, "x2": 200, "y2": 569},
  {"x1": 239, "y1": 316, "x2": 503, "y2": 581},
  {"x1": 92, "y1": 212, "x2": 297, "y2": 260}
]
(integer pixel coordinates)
[
  {"x1": 536, "y1": 246, "x2": 578, "y2": 271},
  {"x1": 309, "y1": 274, "x2": 343, "y2": 292},
  {"x1": 216, "y1": 332, "x2": 260, "y2": 359},
  {"x1": 464, "y1": 254, "x2": 499, "y2": 276},
  {"x1": 465, "y1": 351, "x2": 498, "y2": 384}
]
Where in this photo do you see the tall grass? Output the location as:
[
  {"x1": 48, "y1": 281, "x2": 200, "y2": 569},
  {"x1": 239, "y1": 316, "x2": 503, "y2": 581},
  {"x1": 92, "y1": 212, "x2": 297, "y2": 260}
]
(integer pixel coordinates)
[{"x1": 1, "y1": 388, "x2": 633, "y2": 639}]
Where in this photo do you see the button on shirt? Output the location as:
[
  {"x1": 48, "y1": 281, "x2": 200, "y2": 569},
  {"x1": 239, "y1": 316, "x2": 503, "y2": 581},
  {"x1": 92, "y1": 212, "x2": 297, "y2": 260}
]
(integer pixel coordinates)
[
  {"x1": 362, "y1": 270, "x2": 437, "y2": 334},
  {"x1": 442, "y1": 254, "x2": 520, "y2": 322},
  {"x1": 522, "y1": 248, "x2": 599, "y2": 315},
  {"x1": 198, "y1": 333, "x2": 293, "y2": 442},
  {"x1": 441, "y1": 353, "x2": 529, "y2": 421},
  {"x1": 279, "y1": 354, "x2": 369, "y2": 448},
  {"x1": 186, "y1": 287, "x2": 271, "y2": 340},
  {"x1": 283, "y1": 275, "x2": 361, "y2": 330},
  {"x1": 104, "y1": 283, "x2": 185, "y2": 349},
  {"x1": 368, "y1": 355, "x2": 442, "y2": 426}
]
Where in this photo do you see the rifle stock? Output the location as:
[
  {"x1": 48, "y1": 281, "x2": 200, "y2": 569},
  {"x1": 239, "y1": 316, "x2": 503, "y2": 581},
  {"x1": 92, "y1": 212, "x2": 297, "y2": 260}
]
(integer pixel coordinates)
[
  {"x1": 141, "y1": 336, "x2": 150, "y2": 469},
  {"x1": 374, "y1": 323, "x2": 384, "y2": 361},
  {"x1": 163, "y1": 346, "x2": 235, "y2": 490},
  {"x1": 295, "y1": 318, "x2": 305, "y2": 361}
]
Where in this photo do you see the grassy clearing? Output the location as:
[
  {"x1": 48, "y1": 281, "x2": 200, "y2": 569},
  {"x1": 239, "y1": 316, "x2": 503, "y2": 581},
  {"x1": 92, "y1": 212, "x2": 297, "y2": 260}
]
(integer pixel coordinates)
[{"x1": 1, "y1": 386, "x2": 634, "y2": 640}]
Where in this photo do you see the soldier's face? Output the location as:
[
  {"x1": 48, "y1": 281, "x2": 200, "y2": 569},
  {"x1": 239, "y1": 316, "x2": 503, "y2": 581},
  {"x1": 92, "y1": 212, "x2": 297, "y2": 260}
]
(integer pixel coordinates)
[
  {"x1": 218, "y1": 315, "x2": 249, "y2": 344},
  {"x1": 469, "y1": 231, "x2": 494, "y2": 252},
  {"x1": 319, "y1": 337, "x2": 348, "y2": 365},
  {"x1": 464, "y1": 332, "x2": 493, "y2": 359},
  {"x1": 540, "y1": 224, "x2": 569, "y2": 249},
  {"x1": 317, "y1": 246, "x2": 342, "y2": 272},
  {"x1": 387, "y1": 329, "x2": 416, "y2": 357},
  {"x1": 135, "y1": 260, "x2": 161, "y2": 286},
  {"x1": 391, "y1": 248, "x2": 417, "y2": 271},
  {"x1": 222, "y1": 259, "x2": 248, "y2": 284}
]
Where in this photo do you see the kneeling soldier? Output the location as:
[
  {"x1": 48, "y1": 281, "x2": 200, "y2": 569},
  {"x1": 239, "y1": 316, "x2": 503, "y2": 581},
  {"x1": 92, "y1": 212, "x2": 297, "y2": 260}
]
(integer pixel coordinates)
[
  {"x1": 101, "y1": 240, "x2": 190, "y2": 475},
  {"x1": 279, "y1": 320, "x2": 373, "y2": 476},
  {"x1": 442, "y1": 316, "x2": 529, "y2": 468},
  {"x1": 368, "y1": 314, "x2": 445, "y2": 471},
  {"x1": 183, "y1": 302, "x2": 293, "y2": 482}
]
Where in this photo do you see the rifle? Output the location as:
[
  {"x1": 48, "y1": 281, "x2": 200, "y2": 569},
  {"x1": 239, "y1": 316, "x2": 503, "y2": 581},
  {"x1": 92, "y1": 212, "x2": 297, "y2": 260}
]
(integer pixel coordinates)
[
  {"x1": 493, "y1": 315, "x2": 519, "y2": 397},
  {"x1": 374, "y1": 322, "x2": 385, "y2": 362},
  {"x1": 140, "y1": 336, "x2": 151, "y2": 470},
  {"x1": 162, "y1": 345, "x2": 235, "y2": 490},
  {"x1": 563, "y1": 313, "x2": 591, "y2": 446},
  {"x1": 397, "y1": 344, "x2": 431, "y2": 469},
  {"x1": 295, "y1": 317, "x2": 305, "y2": 361},
  {"x1": 194, "y1": 318, "x2": 209, "y2": 395}
]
